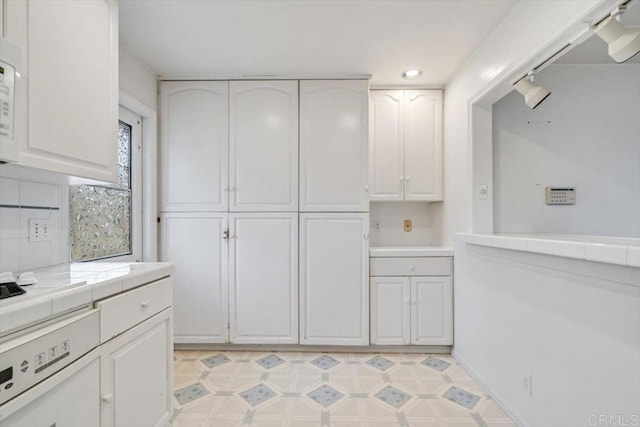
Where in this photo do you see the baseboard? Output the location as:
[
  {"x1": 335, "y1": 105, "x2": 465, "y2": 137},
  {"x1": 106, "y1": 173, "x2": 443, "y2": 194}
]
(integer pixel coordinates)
[
  {"x1": 451, "y1": 349, "x2": 526, "y2": 427},
  {"x1": 174, "y1": 343, "x2": 452, "y2": 354}
]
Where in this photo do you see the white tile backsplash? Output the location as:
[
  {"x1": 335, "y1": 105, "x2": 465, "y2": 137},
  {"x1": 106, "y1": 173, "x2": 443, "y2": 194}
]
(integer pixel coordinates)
[
  {"x1": 0, "y1": 179, "x2": 19, "y2": 205},
  {"x1": 0, "y1": 239, "x2": 19, "y2": 273},
  {"x1": 370, "y1": 201, "x2": 437, "y2": 246},
  {"x1": 0, "y1": 176, "x2": 68, "y2": 273},
  {"x1": 20, "y1": 180, "x2": 54, "y2": 207}
]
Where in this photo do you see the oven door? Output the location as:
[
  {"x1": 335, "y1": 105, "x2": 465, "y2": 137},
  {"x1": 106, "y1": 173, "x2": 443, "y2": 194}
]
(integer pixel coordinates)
[{"x1": 0, "y1": 348, "x2": 100, "y2": 426}]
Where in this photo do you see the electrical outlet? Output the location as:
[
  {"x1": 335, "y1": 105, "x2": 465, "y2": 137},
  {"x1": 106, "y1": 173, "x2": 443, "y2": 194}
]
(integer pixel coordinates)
[
  {"x1": 374, "y1": 220, "x2": 380, "y2": 232},
  {"x1": 522, "y1": 373, "x2": 533, "y2": 397},
  {"x1": 403, "y1": 219, "x2": 412, "y2": 232},
  {"x1": 479, "y1": 184, "x2": 488, "y2": 200},
  {"x1": 29, "y1": 219, "x2": 52, "y2": 242}
]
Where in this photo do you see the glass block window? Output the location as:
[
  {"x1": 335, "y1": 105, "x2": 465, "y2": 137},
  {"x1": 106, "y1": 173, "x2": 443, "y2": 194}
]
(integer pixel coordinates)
[{"x1": 70, "y1": 120, "x2": 133, "y2": 261}]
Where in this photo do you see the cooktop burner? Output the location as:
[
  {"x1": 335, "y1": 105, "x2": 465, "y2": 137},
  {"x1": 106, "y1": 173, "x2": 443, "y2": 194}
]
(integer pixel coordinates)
[{"x1": 0, "y1": 282, "x2": 26, "y2": 299}]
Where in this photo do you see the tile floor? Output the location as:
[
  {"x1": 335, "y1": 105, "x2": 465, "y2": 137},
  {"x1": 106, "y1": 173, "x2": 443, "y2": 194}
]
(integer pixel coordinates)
[{"x1": 171, "y1": 350, "x2": 516, "y2": 427}]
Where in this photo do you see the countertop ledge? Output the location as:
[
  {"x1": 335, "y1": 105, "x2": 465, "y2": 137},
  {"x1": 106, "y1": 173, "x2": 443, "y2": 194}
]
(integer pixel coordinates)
[
  {"x1": 0, "y1": 262, "x2": 174, "y2": 337},
  {"x1": 370, "y1": 246, "x2": 454, "y2": 257},
  {"x1": 455, "y1": 233, "x2": 639, "y2": 268}
]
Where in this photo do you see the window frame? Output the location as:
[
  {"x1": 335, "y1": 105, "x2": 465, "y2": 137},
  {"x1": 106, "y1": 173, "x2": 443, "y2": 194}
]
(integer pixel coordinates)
[
  {"x1": 68, "y1": 106, "x2": 143, "y2": 262},
  {"x1": 115, "y1": 105, "x2": 143, "y2": 262}
]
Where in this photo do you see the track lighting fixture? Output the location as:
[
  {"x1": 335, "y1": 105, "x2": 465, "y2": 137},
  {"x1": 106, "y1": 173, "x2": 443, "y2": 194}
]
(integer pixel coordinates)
[
  {"x1": 513, "y1": 73, "x2": 551, "y2": 110},
  {"x1": 594, "y1": 5, "x2": 640, "y2": 63}
]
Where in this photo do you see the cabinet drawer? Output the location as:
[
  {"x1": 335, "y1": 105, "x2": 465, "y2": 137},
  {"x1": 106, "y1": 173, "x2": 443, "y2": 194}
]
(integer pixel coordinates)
[
  {"x1": 97, "y1": 277, "x2": 173, "y2": 342},
  {"x1": 370, "y1": 257, "x2": 451, "y2": 276}
]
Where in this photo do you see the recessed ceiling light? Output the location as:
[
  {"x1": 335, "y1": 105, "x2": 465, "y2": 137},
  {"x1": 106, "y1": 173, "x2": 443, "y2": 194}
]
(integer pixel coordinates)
[{"x1": 401, "y1": 69, "x2": 423, "y2": 80}]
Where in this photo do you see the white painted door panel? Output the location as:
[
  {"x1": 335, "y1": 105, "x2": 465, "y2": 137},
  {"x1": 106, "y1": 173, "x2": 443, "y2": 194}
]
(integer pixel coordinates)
[
  {"x1": 299, "y1": 80, "x2": 369, "y2": 212},
  {"x1": 160, "y1": 81, "x2": 229, "y2": 212},
  {"x1": 370, "y1": 277, "x2": 410, "y2": 345},
  {"x1": 300, "y1": 213, "x2": 369, "y2": 345},
  {"x1": 100, "y1": 310, "x2": 173, "y2": 427},
  {"x1": 404, "y1": 90, "x2": 443, "y2": 201},
  {"x1": 411, "y1": 277, "x2": 452, "y2": 345},
  {"x1": 229, "y1": 213, "x2": 298, "y2": 344},
  {"x1": 229, "y1": 81, "x2": 298, "y2": 211},
  {"x1": 160, "y1": 213, "x2": 228, "y2": 343},
  {"x1": 370, "y1": 91, "x2": 404, "y2": 201},
  {"x1": 5, "y1": 0, "x2": 118, "y2": 182}
]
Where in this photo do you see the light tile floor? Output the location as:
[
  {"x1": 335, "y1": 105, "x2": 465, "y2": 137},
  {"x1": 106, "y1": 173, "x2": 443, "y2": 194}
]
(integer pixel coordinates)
[{"x1": 171, "y1": 350, "x2": 516, "y2": 427}]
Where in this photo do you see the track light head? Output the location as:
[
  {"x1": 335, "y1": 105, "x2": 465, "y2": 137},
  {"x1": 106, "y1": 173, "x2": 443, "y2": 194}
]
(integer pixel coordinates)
[
  {"x1": 513, "y1": 75, "x2": 551, "y2": 110},
  {"x1": 595, "y1": 14, "x2": 640, "y2": 63}
]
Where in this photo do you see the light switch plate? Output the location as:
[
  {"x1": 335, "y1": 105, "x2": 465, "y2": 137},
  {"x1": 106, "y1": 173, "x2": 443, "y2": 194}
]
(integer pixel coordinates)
[
  {"x1": 403, "y1": 219, "x2": 412, "y2": 232},
  {"x1": 29, "y1": 219, "x2": 52, "y2": 242}
]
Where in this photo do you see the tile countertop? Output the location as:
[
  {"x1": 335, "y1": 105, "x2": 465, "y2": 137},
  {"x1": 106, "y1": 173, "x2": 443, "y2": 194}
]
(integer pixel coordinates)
[
  {"x1": 455, "y1": 233, "x2": 639, "y2": 268},
  {"x1": 370, "y1": 246, "x2": 454, "y2": 257},
  {"x1": 0, "y1": 262, "x2": 174, "y2": 337}
]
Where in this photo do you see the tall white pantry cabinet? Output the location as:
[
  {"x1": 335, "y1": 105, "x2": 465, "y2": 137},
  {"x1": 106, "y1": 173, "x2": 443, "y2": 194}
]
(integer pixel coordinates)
[{"x1": 160, "y1": 79, "x2": 370, "y2": 346}]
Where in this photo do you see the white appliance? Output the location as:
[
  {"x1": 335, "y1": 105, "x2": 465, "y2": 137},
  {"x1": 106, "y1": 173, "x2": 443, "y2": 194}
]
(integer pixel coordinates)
[
  {"x1": 0, "y1": 309, "x2": 101, "y2": 426},
  {"x1": 0, "y1": 37, "x2": 24, "y2": 163}
]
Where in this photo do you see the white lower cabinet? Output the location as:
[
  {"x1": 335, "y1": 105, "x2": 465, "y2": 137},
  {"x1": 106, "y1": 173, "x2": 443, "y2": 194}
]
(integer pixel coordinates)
[
  {"x1": 100, "y1": 309, "x2": 173, "y2": 427},
  {"x1": 411, "y1": 277, "x2": 452, "y2": 345},
  {"x1": 229, "y1": 213, "x2": 298, "y2": 344},
  {"x1": 300, "y1": 213, "x2": 369, "y2": 346},
  {"x1": 371, "y1": 275, "x2": 452, "y2": 346},
  {"x1": 370, "y1": 277, "x2": 410, "y2": 345},
  {"x1": 160, "y1": 212, "x2": 229, "y2": 344}
]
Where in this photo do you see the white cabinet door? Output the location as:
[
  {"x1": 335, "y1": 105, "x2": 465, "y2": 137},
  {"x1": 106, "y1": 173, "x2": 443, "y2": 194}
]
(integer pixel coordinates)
[
  {"x1": 404, "y1": 90, "x2": 443, "y2": 201},
  {"x1": 229, "y1": 213, "x2": 298, "y2": 344},
  {"x1": 160, "y1": 81, "x2": 229, "y2": 212},
  {"x1": 411, "y1": 276, "x2": 452, "y2": 345},
  {"x1": 299, "y1": 80, "x2": 369, "y2": 212},
  {"x1": 5, "y1": 0, "x2": 118, "y2": 182},
  {"x1": 369, "y1": 90, "x2": 404, "y2": 201},
  {"x1": 300, "y1": 213, "x2": 369, "y2": 345},
  {"x1": 370, "y1": 277, "x2": 410, "y2": 345},
  {"x1": 229, "y1": 81, "x2": 298, "y2": 212},
  {"x1": 160, "y1": 212, "x2": 228, "y2": 343},
  {"x1": 100, "y1": 309, "x2": 173, "y2": 427}
]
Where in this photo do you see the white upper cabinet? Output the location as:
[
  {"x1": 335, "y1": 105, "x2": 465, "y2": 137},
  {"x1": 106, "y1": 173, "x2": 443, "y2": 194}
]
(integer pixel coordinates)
[
  {"x1": 370, "y1": 90, "x2": 443, "y2": 202},
  {"x1": 299, "y1": 80, "x2": 369, "y2": 212},
  {"x1": 229, "y1": 213, "x2": 298, "y2": 344},
  {"x1": 160, "y1": 212, "x2": 229, "y2": 344},
  {"x1": 229, "y1": 81, "x2": 298, "y2": 212},
  {"x1": 404, "y1": 90, "x2": 443, "y2": 201},
  {"x1": 5, "y1": 0, "x2": 118, "y2": 182},
  {"x1": 369, "y1": 91, "x2": 404, "y2": 201},
  {"x1": 300, "y1": 213, "x2": 369, "y2": 345},
  {"x1": 160, "y1": 81, "x2": 229, "y2": 212}
]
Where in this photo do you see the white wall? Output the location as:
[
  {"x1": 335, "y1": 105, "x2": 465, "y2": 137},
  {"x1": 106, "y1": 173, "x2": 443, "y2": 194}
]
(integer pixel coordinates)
[
  {"x1": 454, "y1": 241, "x2": 640, "y2": 426},
  {"x1": 119, "y1": 45, "x2": 158, "y2": 110},
  {"x1": 119, "y1": 45, "x2": 159, "y2": 261},
  {"x1": 370, "y1": 202, "x2": 439, "y2": 247},
  {"x1": 439, "y1": 0, "x2": 605, "y2": 245},
  {"x1": 493, "y1": 64, "x2": 640, "y2": 237}
]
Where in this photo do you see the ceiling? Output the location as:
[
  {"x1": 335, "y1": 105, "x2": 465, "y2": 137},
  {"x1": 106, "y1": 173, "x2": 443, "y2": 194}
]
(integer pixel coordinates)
[
  {"x1": 556, "y1": 4, "x2": 640, "y2": 65},
  {"x1": 119, "y1": 0, "x2": 518, "y2": 86}
]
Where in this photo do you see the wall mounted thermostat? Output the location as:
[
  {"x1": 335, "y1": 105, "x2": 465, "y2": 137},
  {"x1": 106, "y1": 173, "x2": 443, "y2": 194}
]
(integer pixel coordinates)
[{"x1": 546, "y1": 187, "x2": 576, "y2": 205}]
